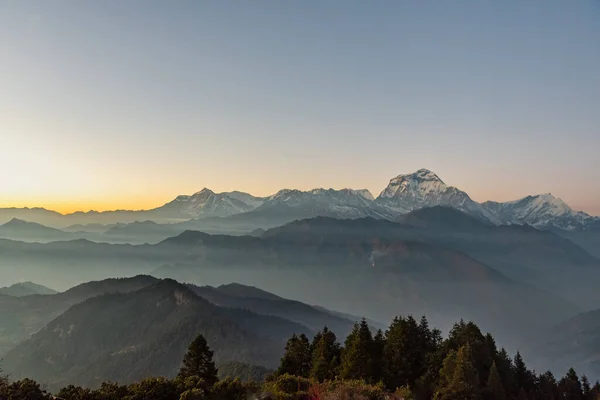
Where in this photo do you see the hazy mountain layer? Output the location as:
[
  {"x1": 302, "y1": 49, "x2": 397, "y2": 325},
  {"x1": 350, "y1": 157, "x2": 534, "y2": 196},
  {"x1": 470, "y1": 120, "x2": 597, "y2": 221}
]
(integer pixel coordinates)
[{"x1": 2, "y1": 279, "x2": 309, "y2": 390}]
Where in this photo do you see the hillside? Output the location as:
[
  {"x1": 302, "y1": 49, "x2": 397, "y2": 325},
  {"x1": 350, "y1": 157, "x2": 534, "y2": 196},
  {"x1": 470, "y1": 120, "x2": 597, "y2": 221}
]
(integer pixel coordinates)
[
  {"x1": 187, "y1": 283, "x2": 356, "y2": 336},
  {"x1": 1, "y1": 279, "x2": 309, "y2": 390},
  {"x1": 0, "y1": 282, "x2": 57, "y2": 297},
  {"x1": 263, "y1": 208, "x2": 600, "y2": 307},
  {"x1": 153, "y1": 230, "x2": 577, "y2": 349},
  {"x1": 0, "y1": 276, "x2": 160, "y2": 354},
  {"x1": 533, "y1": 308, "x2": 600, "y2": 379}
]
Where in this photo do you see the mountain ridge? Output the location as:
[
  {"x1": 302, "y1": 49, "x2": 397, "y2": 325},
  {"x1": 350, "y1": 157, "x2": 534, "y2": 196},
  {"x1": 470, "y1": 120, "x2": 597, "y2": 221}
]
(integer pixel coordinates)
[{"x1": 1, "y1": 169, "x2": 597, "y2": 231}]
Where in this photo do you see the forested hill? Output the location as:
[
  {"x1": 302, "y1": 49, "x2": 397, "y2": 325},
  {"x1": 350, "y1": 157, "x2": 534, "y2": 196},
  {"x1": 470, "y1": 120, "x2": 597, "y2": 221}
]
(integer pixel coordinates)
[{"x1": 2, "y1": 315, "x2": 598, "y2": 399}]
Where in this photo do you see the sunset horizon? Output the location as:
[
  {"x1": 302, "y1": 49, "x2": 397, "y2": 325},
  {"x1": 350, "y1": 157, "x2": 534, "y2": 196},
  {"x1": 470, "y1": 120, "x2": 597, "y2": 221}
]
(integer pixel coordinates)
[
  {"x1": 2, "y1": 166, "x2": 598, "y2": 216},
  {"x1": 3, "y1": 2, "x2": 600, "y2": 394}
]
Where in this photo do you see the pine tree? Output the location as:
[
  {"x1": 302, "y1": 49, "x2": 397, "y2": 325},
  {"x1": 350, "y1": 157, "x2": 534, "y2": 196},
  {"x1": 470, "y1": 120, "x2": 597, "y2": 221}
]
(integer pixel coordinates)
[
  {"x1": 340, "y1": 319, "x2": 374, "y2": 382},
  {"x1": 485, "y1": 361, "x2": 506, "y2": 400},
  {"x1": 178, "y1": 334, "x2": 219, "y2": 388},
  {"x1": 582, "y1": 375, "x2": 591, "y2": 399},
  {"x1": 559, "y1": 368, "x2": 583, "y2": 400},
  {"x1": 590, "y1": 381, "x2": 600, "y2": 399},
  {"x1": 278, "y1": 333, "x2": 312, "y2": 378},
  {"x1": 513, "y1": 351, "x2": 534, "y2": 393},
  {"x1": 435, "y1": 345, "x2": 479, "y2": 400},
  {"x1": 383, "y1": 316, "x2": 426, "y2": 390},
  {"x1": 446, "y1": 320, "x2": 493, "y2": 387},
  {"x1": 309, "y1": 327, "x2": 340, "y2": 382},
  {"x1": 437, "y1": 349, "x2": 458, "y2": 390},
  {"x1": 371, "y1": 329, "x2": 385, "y2": 384},
  {"x1": 495, "y1": 348, "x2": 517, "y2": 397},
  {"x1": 536, "y1": 371, "x2": 559, "y2": 400}
]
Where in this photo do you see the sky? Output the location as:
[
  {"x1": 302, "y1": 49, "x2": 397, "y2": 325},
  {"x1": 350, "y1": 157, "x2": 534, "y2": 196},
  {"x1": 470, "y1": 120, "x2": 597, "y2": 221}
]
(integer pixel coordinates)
[{"x1": 1, "y1": 1, "x2": 599, "y2": 215}]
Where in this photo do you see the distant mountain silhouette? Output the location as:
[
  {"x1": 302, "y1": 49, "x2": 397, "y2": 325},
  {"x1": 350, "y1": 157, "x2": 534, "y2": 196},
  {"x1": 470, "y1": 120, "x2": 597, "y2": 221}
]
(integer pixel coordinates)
[
  {"x1": 0, "y1": 218, "x2": 74, "y2": 243},
  {"x1": 534, "y1": 307, "x2": 600, "y2": 379},
  {"x1": 0, "y1": 281, "x2": 57, "y2": 297}
]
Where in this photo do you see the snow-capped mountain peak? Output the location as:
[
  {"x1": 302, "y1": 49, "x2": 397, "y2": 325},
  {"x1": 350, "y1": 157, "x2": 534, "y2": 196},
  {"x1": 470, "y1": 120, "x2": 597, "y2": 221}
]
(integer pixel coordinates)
[
  {"x1": 379, "y1": 169, "x2": 448, "y2": 201},
  {"x1": 155, "y1": 189, "x2": 264, "y2": 219},
  {"x1": 192, "y1": 187, "x2": 215, "y2": 196},
  {"x1": 351, "y1": 189, "x2": 375, "y2": 201},
  {"x1": 482, "y1": 193, "x2": 593, "y2": 230},
  {"x1": 375, "y1": 169, "x2": 505, "y2": 223},
  {"x1": 257, "y1": 187, "x2": 384, "y2": 219}
]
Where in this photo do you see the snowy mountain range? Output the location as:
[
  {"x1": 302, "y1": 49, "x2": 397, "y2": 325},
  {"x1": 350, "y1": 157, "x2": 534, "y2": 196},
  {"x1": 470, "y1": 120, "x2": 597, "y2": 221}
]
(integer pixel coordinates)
[
  {"x1": 375, "y1": 169, "x2": 500, "y2": 223},
  {"x1": 0, "y1": 169, "x2": 597, "y2": 231},
  {"x1": 152, "y1": 188, "x2": 264, "y2": 218},
  {"x1": 482, "y1": 194, "x2": 596, "y2": 230}
]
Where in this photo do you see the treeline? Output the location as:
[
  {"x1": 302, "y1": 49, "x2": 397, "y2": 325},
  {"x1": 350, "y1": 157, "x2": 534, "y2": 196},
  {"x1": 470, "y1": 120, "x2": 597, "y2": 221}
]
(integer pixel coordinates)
[
  {"x1": 1, "y1": 316, "x2": 599, "y2": 400},
  {"x1": 274, "y1": 317, "x2": 600, "y2": 399}
]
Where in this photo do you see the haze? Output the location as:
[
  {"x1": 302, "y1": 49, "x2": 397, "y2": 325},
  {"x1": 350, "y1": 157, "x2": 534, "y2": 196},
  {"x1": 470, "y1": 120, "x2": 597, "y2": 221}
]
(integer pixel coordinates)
[{"x1": 1, "y1": 1, "x2": 599, "y2": 215}]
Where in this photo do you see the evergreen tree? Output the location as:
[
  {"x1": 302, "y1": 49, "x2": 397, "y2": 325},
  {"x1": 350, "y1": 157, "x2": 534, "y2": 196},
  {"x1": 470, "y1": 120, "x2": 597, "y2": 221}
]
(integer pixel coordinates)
[
  {"x1": 56, "y1": 385, "x2": 94, "y2": 400},
  {"x1": 94, "y1": 382, "x2": 129, "y2": 400},
  {"x1": 309, "y1": 327, "x2": 340, "y2": 382},
  {"x1": 495, "y1": 348, "x2": 517, "y2": 397},
  {"x1": 178, "y1": 334, "x2": 219, "y2": 388},
  {"x1": 513, "y1": 351, "x2": 534, "y2": 393},
  {"x1": 278, "y1": 333, "x2": 312, "y2": 378},
  {"x1": 383, "y1": 316, "x2": 426, "y2": 390},
  {"x1": 340, "y1": 319, "x2": 374, "y2": 382},
  {"x1": 485, "y1": 361, "x2": 506, "y2": 400},
  {"x1": 437, "y1": 349, "x2": 458, "y2": 390},
  {"x1": 371, "y1": 329, "x2": 385, "y2": 384},
  {"x1": 127, "y1": 377, "x2": 178, "y2": 400},
  {"x1": 536, "y1": 371, "x2": 559, "y2": 400},
  {"x1": 582, "y1": 375, "x2": 591, "y2": 399},
  {"x1": 435, "y1": 345, "x2": 479, "y2": 400},
  {"x1": 590, "y1": 381, "x2": 600, "y2": 399},
  {"x1": 0, "y1": 378, "x2": 50, "y2": 400},
  {"x1": 558, "y1": 368, "x2": 583, "y2": 400},
  {"x1": 446, "y1": 320, "x2": 493, "y2": 387},
  {"x1": 417, "y1": 327, "x2": 445, "y2": 400}
]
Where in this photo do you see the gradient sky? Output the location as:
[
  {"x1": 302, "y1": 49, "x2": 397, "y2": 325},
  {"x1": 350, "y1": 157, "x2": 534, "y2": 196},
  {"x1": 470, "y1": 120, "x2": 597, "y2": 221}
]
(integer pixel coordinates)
[{"x1": 1, "y1": 1, "x2": 599, "y2": 215}]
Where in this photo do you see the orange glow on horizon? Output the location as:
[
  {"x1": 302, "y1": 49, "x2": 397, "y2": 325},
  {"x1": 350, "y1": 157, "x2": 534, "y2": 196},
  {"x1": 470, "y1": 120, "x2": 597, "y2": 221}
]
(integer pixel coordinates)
[{"x1": 0, "y1": 199, "x2": 167, "y2": 215}]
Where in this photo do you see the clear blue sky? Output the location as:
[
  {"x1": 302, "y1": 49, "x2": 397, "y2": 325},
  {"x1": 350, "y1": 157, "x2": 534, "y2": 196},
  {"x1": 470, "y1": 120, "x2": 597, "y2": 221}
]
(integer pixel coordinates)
[{"x1": 1, "y1": 1, "x2": 599, "y2": 214}]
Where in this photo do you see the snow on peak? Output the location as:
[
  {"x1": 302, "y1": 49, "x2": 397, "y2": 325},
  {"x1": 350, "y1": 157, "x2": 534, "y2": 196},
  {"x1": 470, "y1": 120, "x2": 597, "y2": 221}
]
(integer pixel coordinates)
[
  {"x1": 482, "y1": 192, "x2": 593, "y2": 229},
  {"x1": 375, "y1": 169, "x2": 490, "y2": 219},
  {"x1": 192, "y1": 188, "x2": 215, "y2": 196},
  {"x1": 530, "y1": 193, "x2": 573, "y2": 213},
  {"x1": 379, "y1": 169, "x2": 448, "y2": 200},
  {"x1": 158, "y1": 189, "x2": 263, "y2": 218},
  {"x1": 351, "y1": 189, "x2": 375, "y2": 201}
]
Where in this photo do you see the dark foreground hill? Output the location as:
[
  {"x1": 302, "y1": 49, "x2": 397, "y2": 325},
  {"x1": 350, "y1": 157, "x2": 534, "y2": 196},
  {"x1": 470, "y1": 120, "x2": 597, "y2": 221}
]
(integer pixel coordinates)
[
  {"x1": 2, "y1": 279, "x2": 309, "y2": 391},
  {"x1": 0, "y1": 276, "x2": 358, "y2": 358}
]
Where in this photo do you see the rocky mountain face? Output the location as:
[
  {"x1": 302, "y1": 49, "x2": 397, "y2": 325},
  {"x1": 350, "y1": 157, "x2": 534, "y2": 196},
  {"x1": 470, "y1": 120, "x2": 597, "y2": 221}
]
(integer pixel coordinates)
[
  {"x1": 152, "y1": 188, "x2": 265, "y2": 218},
  {"x1": 375, "y1": 169, "x2": 498, "y2": 223},
  {"x1": 482, "y1": 193, "x2": 597, "y2": 230},
  {"x1": 252, "y1": 188, "x2": 383, "y2": 219},
  {"x1": 0, "y1": 169, "x2": 597, "y2": 231}
]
